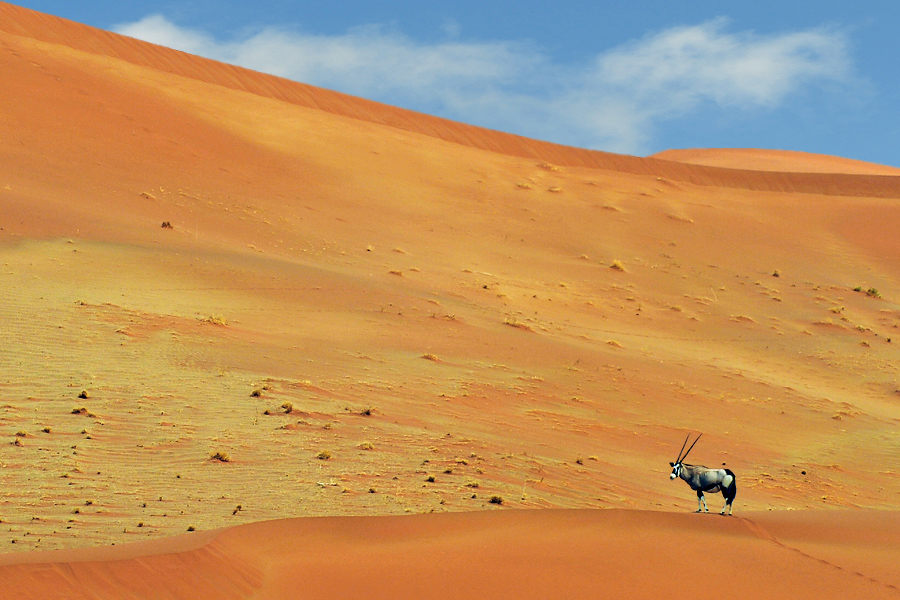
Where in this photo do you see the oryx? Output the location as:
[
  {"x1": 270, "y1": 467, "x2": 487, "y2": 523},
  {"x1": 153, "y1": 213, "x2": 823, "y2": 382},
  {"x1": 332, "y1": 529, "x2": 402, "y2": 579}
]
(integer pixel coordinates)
[{"x1": 669, "y1": 433, "x2": 736, "y2": 515}]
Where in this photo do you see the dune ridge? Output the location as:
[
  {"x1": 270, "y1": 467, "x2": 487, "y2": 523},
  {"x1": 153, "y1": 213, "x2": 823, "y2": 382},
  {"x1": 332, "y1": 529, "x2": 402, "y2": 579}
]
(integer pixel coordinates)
[
  {"x1": 1, "y1": 509, "x2": 898, "y2": 600},
  {"x1": 1, "y1": 1, "x2": 899, "y2": 198}
]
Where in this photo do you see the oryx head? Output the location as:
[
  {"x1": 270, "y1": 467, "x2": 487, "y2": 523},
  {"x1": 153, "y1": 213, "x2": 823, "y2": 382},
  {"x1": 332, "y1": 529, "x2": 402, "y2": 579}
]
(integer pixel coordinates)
[{"x1": 669, "y1": 433, "x2": 701, "y2": 479}]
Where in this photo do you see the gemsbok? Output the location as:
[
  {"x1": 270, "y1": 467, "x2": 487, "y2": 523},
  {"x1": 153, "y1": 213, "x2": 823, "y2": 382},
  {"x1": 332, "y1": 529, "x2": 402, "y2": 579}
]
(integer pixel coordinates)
[{"x1": 669, "y1": 434, "x2": 736, "y2": 515}]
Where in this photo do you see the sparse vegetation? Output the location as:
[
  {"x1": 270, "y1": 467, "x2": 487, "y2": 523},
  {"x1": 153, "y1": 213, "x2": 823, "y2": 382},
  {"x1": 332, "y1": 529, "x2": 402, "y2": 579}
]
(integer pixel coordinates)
[
  {"x1": 425, "y1": 475, "x2": 436, "y2": 483},
  {"x1": 161, "y1": 221, "x2": 173, "y2": 229},
  {"x1": 357, "y1": 441, "x2": 374, "y2": 450},
  {"x1": 282, "y1": 402, "x2": 294, "y2": 414},
  {"x1": 489, "y1": 496, "x2": 504, "y2": 505},
  {"x1": 203, "y1": 315, "x2": 228, "y2": 326},
  {"x1": 866, "y1": 288, "x2": 882, "y2": 298},
  {"x1": 421, "y1": 353, "x2": 440, "y2": 362},
  {"x1": 250, "y1": 388, "x2": 263, "y2": 397},
  {"x1": 210, "y1": 451, "x2": 231, "y2": 463},
  {"x1": 504, "y1": 316, "x2": 532, "y2": 331},
  {"x1": 78, "y1": 391, "x2": 90, "y2": 399},
  {"x1": 610, "y1": 260, "x2": 625, "y2": 272},
  {"x1": 316, "y1": 450, "x2": 332, "y2": 460}
]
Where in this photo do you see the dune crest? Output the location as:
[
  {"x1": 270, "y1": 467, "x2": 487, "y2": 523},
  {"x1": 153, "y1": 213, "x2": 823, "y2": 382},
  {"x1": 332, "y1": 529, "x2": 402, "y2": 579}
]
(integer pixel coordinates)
[
  {"x1": 1, "y1": 1, "x2": 898, "y2": 198},
  {"x1": 2, "y1": 510, "x2": 899, "y2": 600}
]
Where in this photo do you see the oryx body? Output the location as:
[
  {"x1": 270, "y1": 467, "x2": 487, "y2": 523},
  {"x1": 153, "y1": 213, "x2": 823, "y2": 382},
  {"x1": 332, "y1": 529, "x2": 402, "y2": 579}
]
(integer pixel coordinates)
[{"x1": 669, "y1": 434, "x2": 736, "y2": 515}]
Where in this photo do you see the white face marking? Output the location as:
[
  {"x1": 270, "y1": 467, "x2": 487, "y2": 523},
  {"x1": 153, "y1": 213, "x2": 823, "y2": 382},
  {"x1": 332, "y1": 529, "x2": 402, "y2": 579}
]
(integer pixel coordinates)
[{"x1": 670, "y1": 463, "x2": 681, "y2": 479}]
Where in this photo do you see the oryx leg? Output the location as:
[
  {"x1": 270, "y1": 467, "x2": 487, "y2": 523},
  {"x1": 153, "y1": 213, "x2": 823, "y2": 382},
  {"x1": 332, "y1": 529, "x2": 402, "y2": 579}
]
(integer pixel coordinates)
[
  {"x1": 696, "y1": 490, "x2": 708, "y2": 512},
  {"x1": 721, "y1": 496, "x2": 734, "y2": 516}
]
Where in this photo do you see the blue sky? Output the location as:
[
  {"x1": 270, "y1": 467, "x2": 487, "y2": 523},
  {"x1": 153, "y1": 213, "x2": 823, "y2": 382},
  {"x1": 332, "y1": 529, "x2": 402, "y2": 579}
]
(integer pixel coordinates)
[{"x1": 14, "y1": 1, "x2": 900, "y2": 167}]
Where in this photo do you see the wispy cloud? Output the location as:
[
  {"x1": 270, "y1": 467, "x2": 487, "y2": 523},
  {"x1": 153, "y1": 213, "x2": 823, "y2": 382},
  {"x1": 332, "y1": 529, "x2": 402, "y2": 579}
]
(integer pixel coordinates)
[{"x1": 114, "y1": 16, "x2": 852, "y2": 154}]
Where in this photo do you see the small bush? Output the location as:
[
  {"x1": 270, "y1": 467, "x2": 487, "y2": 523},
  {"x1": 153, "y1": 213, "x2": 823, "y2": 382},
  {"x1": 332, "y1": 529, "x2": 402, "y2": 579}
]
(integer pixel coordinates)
[
  {"x1": 425, "y1": 475, "x2": 436, "y2": 483},
  {"x1": 210, "y1": 451, "x2": 231, "y2": 463},
  {"x1": 610, "y1": 260, "x2": 625, "y2": 272},
  {"x1": 358, "y1": 441, "x2": 374, "y2": 450},
  {"x1": 866, "y1": 288, "x2": 882, "y2": 298},
  {"x1": 78, "y1": 391, "x2": 90, "y2": 399},
  {"x1": 250, "y1": 388, "x2": 263, "y2": 398},
  {"x1": 316, "y1": 450, "x2": 331, "y2": 460},
  {"x1": 489, "y1": 496, "x2": 504, "y2": 505},
  {"x1": 282, "y1": 402, "x2": 293, "y2": 413}
]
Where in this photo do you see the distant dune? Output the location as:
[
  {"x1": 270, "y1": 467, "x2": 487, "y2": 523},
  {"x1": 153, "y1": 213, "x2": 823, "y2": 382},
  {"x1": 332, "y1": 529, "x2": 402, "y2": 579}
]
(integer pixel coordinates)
[
  {"x1": 652, "y1": 148, "x2": 900, "y2": 176},
  {"x1": 1, "y1": 2, "x2": 898, "y2": 598}
]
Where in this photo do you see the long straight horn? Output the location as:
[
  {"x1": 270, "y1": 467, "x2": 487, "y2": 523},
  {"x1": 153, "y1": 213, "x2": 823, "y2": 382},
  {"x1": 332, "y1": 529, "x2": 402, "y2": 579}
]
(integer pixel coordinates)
[
  {"x1": 681, "y1": 433, "x2": 703, "y2": 463},
  {"x1": 674, "y1": 434, "x2": 690, "y2": 463}
]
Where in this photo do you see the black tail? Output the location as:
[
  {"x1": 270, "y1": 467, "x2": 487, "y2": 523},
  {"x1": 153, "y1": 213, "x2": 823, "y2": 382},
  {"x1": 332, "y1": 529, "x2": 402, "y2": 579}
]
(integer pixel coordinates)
[{"x1": 723, "y1": 468, "x2": 737, "y2": 502}]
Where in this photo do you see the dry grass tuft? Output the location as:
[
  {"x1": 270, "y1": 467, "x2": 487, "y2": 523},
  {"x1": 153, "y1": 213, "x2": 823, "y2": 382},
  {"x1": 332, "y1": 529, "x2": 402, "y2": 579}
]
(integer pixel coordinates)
[
  {"x1": 203, "y1": 315, "x2": 228, "y2": 326},
  {"x1": 210, "y1": 451, "x2": 231, "y2": 463}
]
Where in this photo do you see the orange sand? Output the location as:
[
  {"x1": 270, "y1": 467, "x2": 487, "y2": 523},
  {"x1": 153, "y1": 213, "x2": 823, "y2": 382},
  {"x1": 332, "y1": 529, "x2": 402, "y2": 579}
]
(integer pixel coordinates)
[{"x1": 0, "y1": 2, "x2": 898, "y2": 598}]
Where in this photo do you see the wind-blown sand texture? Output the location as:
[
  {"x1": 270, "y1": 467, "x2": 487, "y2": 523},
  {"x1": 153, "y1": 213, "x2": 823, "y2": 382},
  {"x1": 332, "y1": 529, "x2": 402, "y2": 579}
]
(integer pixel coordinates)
[{"x1": 0, "y1": 2, "x2": 898, "y2": 598}]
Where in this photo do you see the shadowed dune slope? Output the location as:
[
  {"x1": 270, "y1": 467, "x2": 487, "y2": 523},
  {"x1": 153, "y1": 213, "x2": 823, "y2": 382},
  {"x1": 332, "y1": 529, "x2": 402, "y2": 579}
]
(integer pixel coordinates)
[{"x1": 1, "y1": 510, "x2": 898, "y2": 600}]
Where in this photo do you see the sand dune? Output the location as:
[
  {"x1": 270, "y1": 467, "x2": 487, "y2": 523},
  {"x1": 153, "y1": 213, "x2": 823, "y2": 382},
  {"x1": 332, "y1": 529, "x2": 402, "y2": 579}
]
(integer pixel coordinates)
[
  {"x1": 2, "y1": 510, "x2": 898, "y2": 599},
  {"x1": 652, "y1": 148, "x2": 900, "y2": 175},
  {"x1": 1, "y1": 2, "x2": 899, "y2": 598}
]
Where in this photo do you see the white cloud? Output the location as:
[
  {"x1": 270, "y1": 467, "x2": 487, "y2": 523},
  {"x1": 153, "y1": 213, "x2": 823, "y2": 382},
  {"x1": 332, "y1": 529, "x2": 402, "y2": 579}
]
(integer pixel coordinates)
[{"x1": 114, "y1": 16, "x2": 852, "y2": 154}]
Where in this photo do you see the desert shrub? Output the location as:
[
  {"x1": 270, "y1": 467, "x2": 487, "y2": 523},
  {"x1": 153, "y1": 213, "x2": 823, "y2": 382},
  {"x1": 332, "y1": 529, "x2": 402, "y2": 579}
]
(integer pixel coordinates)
[
  {"x1": 610, "y1": 260, "x2": 625, "y2": 271},
  {"x1": 210, "y1": 451, "x2": 231, "y2": 462},
  {"x1": 489, "y1": 496, "x2": 504, "y2": 505},
  {"x1": 316, "y1": 450, "x2": 331, "y2": 460}
]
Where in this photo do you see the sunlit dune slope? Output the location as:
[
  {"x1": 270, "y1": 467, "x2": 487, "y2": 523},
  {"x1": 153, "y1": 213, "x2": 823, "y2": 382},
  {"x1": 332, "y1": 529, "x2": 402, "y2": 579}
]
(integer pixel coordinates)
[
  {"x1": 2, "y1": 510, "x2": 899, "y2": 600},
  {"x1": 0, "y1": 0, "x2": 898, "y2": 579}
]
